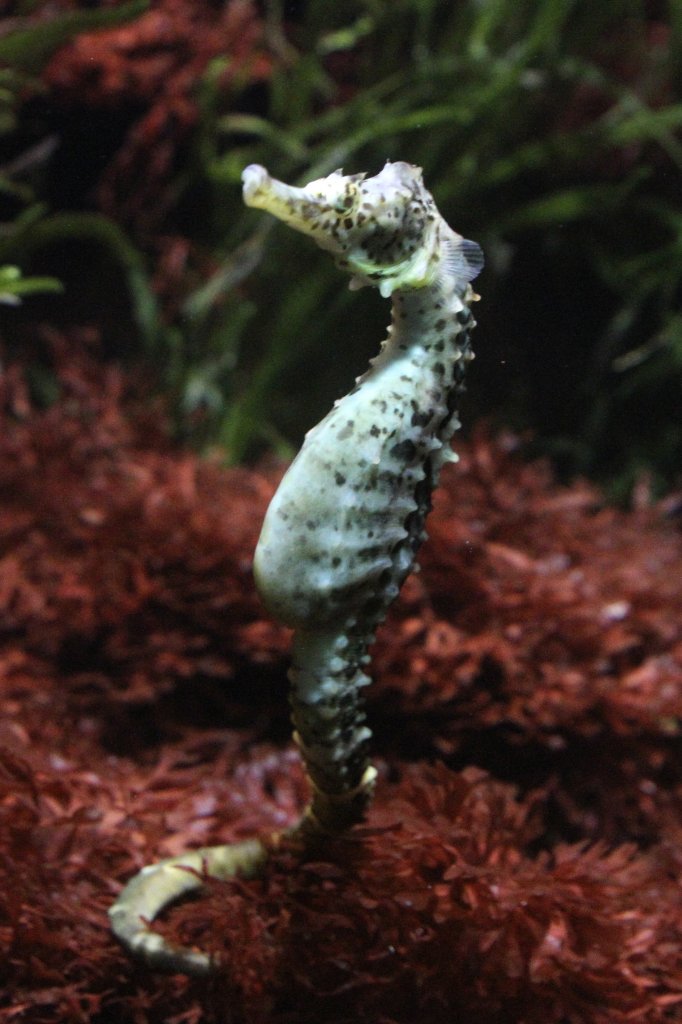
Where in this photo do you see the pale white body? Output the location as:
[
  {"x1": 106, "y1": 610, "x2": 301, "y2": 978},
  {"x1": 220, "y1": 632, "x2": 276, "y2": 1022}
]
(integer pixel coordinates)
[{"x1": 108, "y1": 161, "x2": 482, "y2": 975}]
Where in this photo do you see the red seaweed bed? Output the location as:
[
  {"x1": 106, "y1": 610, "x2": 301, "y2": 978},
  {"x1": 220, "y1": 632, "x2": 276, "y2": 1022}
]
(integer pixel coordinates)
[{"x1": 2, "y1": 334, "x2": 682, "y2": 1024}]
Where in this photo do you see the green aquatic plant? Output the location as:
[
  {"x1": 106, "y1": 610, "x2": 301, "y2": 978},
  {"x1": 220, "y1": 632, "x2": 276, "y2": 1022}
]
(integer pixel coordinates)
[
  {"x1": 2, "y1": 0, "x2": 680, "y2": 492},
  {"x1": 0, "y1": 2, "x2": 149, "y2": 329},
  {"x1": 0, "y1": 264, "x2": 61, "y2": 304}
]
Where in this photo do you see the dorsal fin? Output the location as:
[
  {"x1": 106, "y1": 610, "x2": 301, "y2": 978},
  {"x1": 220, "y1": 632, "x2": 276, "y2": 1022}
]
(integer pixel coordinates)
[{"x1": 442, "y1": 235, "x2": 484, "y2": 283}]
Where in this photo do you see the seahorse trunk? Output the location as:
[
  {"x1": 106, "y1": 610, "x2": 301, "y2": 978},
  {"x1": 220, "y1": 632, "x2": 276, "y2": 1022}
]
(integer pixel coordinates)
[
  {"x1": 289, "y1": 628, "x2": 378, "y2": 833},
  {"x1": 254, "y1": 268, "x2": 478, "y2": 832}
]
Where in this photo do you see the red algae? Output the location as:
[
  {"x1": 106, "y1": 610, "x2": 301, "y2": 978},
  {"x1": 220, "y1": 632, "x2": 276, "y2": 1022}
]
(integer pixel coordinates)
[{"x1": 1, "y1": 333, "x2": 682, "y2": 1022}]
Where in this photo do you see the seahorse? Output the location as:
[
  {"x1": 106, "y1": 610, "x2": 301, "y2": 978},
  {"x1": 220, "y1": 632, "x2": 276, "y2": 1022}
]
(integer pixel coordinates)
[{"x1": 108, "y1": 160, "x2": 483, "y2": 975}]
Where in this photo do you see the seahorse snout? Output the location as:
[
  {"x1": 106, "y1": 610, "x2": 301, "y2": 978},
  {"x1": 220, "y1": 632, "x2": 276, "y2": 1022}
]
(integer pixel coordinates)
[
  {"x1": 242, "y1": 162, "x2": 450, "y2": 296},
  {"x1": 242, "y1": 163, "x2": 358, "y2": 258},
  {"x1": 241, "y1": 163, "x2": 271, "y2": 203}
]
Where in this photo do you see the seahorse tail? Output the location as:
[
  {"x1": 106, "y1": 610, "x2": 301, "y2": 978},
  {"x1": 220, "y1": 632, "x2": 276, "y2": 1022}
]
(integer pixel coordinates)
[
  {"x1": 108, "y1": 837, "x2": 271, "y2": 974},
  {"x1": 288, "y1": 628, "x2": 378, "y2": 834}
]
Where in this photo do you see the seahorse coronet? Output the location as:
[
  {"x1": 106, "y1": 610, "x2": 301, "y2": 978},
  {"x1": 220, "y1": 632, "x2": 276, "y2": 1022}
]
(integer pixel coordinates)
[{"x1": 108, "y1": 160, "x2": 483, "y2": 975}]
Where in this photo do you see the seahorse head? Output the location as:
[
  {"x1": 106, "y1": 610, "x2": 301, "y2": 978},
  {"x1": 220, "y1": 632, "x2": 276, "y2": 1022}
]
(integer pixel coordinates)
[{"x1": 242, "y1": 161, "x2": 482, "y2": 297}]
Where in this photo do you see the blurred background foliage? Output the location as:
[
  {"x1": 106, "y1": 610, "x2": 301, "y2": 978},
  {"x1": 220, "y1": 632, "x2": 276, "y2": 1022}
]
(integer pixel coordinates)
[{"x1": 0, "y1": 0, "x2": 680, "y2": 499}]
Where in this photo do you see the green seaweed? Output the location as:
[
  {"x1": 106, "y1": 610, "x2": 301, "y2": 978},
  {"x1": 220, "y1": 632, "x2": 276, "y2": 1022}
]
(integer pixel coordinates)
[
  {"x1": 0, "y1": 263, "x2": 61, "y2": 304},
  {"x1": 0, "y1": 1, "x2": 150, "y2": 321},
  {"x1": 2, "y1": 0, "x2": 680, "y2": 495}
]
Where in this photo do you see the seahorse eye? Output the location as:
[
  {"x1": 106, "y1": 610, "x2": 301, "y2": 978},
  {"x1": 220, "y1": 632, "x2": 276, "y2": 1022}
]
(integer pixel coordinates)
[{"x1": 333, "y1": 190, "x2": 356, "y2": 214}]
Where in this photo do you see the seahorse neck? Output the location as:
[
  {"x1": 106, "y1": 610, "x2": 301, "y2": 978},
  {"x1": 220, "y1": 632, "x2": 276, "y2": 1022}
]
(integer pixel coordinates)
[
  {"x1": 363, "y1": 271, "x2": 471, "y2": 385},
  {"x1": 392, "y1": 272, "x2": 468, "y2": 350}
]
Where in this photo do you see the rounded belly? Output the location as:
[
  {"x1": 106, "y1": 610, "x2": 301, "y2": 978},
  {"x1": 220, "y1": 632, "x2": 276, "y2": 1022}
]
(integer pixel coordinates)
[
  {"x1": 253, "y1": 457, "x2": 419, "y2": 629},
  {"x1": 253, "y1": 371, "x2": 436, "y2": 629}
]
